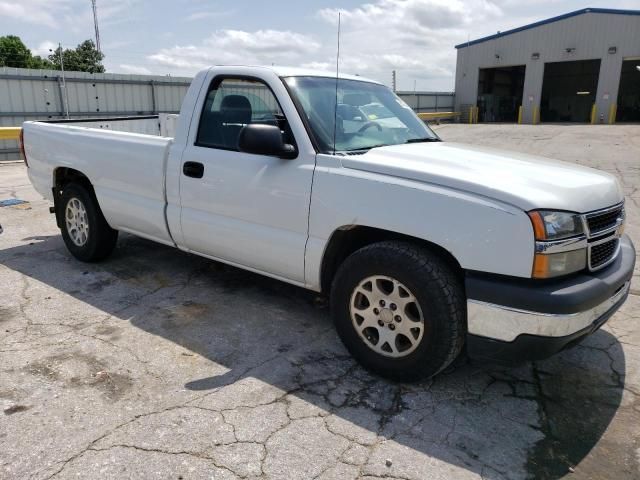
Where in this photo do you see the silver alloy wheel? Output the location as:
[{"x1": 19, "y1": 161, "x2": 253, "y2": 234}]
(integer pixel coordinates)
[
  {"x1": 349, "y1": 275, "x2": 425, "y2": 358},
  {"x1": 65, "y1": 197, "x2": 89, "y2": 247}
]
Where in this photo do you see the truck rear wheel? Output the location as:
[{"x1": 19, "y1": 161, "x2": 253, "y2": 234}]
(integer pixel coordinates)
[
  {"x1": 59, "y1": 182, "x2": 118, "y2": 262},
  {"x1": 330, "y1": 241, "x2": 465, "y2": 381}
]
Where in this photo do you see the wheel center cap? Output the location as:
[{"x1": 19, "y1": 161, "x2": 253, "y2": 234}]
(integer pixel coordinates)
[{"x1": 380, "y1": 308, "x2": 393, "y2": 324}]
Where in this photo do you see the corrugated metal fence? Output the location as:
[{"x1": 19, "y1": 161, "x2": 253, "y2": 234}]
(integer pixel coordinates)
[
  {"x1": 396, "y1": 91, "x2": 455, "y2": 113},
  {"x1": 1, "y1": 68, "x2": 455, "y2": 161},
  {"x1": 0, "y1": 67, "x2": 191, "y2": 160}
]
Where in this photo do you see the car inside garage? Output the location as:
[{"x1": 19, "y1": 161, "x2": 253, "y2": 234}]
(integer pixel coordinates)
[
  {"x1": 540, "y1": 59, "x2": 601, "y2": 122},
  {"x1": 616, "y1": 58, "x2": 640, "y2": 122},
  {"x1": 476, "y1": 66, "x2": 526, "y2": 122}
]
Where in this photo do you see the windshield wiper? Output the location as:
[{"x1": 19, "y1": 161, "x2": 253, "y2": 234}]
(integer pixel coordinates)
[
  {"x1": 405, "y1": 137, "x2": 441, "y2": 143},
  {"x1": 343, "y1": 143, "x2": 390, "y2": 152},
  {"x1": 341, "y1": 138, "x2": 440, "y2": 153}
]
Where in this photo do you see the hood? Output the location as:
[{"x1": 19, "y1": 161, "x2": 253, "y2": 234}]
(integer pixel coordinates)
[{"x1": 340, "y1": 142, "x2": 623, "y2": 212}]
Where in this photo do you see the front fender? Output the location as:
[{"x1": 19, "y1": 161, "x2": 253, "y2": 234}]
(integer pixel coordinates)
[{"x1": 305, "y1": 159, "x2": 534, "y2": 289}]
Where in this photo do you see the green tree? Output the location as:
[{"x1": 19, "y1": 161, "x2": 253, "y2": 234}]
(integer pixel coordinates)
[
  {"x1": 0, "y1": 35, "x2": 32, "y2": 68},
  {"x1": 0, "y1": 36, "x2": 104, "y2": 72},
  {"x1": 49, "y1": 40, "x2": 105, "y2": 73},
  {"x1": 29, "y1": 55, "x2": 54, "y2": 69}
]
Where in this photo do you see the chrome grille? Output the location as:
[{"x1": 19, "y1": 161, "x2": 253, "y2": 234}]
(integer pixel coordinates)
[
  {"x1": 585, "y1": 204, "x2": 624, "y2": 236},
  {"x1": 581, "y1": 203, "x2": 624, "y2": 272},
  {"x1": 589, "y1": 238, "x2": 619, "y2": 269}
]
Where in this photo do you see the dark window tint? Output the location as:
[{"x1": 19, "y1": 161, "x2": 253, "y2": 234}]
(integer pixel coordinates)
[{"x1": 196, "y1": 78, "x2": 288, "y2": 150}]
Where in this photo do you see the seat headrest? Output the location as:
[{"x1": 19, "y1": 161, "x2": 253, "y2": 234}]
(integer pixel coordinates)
[{"x1": 220, "y1": 95, "x2": 252, "y2": 124}]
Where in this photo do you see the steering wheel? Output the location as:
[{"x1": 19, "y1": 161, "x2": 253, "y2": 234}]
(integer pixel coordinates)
[{"x1": 357, "y1": 121, "x2": 382, "y2": 134}]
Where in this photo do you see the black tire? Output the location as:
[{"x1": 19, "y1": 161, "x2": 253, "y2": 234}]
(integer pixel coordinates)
[
  {"x1": 59, "y1": 182, "x2": 118, "y2": 262},
  {"x1": 330, "y1": 241, "x2": 465, "y2": 381}
]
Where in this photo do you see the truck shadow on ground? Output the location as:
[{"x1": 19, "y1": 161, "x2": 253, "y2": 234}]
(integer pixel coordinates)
[{"x1": 1, "y1": 234, "x2": 631, "y2": 479}]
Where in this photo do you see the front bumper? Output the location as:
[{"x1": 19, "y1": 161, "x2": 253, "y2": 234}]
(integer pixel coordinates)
[{"x1": 466, "y1": 235, "x2": 635, "y2": 363}]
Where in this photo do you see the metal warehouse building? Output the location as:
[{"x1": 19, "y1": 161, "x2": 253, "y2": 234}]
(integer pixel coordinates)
[{"x1": 454, "y1": 8, "x2": 640, "y2": 124}]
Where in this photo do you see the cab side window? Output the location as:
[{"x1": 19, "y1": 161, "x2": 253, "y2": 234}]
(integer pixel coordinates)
[{"x1": 196, "y1": 78, "x2": 293, "y2": 151}]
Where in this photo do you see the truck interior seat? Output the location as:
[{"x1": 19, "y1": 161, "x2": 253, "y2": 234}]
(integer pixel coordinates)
[{"x1": 220, "y1": 95, "x2": 252, "y2": 149}]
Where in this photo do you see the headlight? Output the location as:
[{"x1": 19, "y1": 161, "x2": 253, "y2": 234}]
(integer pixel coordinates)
[
  {"x1": 528, "y1": 210, "x2": 584, "y2": 240},
  {"x1": 528, "y1": 210, "x2": 587, "y2": 278}
]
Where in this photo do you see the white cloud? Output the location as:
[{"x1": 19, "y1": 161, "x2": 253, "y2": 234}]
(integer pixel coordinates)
[
  {"x1": 142, "y1": 0, "x2": 505, "y2": 88},
  {"x1": 118, "y1": 64, "x2": 152, "y2": 75},
  {"x1": 318, "y1": 0, "x2": 502, "y2": 33},
  {"x1": 0, "y1": 1, "x2": 62, "y2": 28},
  {"x1": 0, "y1": 0, "x2": 137, "y2": 29},
  {"x1": 32, "y1": 41, "x2": 57, "y2": 57},
  {"x1": 147, "y1": 29, "x2": 321, "y2": 75},
  {"x1": 209, "y1": 29, "x2": 320, "y2": 55},
  {"x1": 143, "y1": 2, "x2": 477, "y2": 86},
  {"x1": 89, "y1": 0, "x2": 639, "y2": 90},
  {"x1": 312, "y1": 0, "x2": 505, "y2": 89}
]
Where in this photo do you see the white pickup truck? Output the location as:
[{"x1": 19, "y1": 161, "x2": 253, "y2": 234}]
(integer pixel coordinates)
[{"x1": 22, "y1": 66, "x2": 635, "y2": 380}]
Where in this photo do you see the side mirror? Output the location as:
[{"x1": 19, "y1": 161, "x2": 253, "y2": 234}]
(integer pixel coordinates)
[{"x1": 238, "y1": 124, "x2": 296, "y2": 159}]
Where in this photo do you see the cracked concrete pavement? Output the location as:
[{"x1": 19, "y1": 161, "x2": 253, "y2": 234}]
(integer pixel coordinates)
[{"x1": 1, "y1": 124, "x2": 639, "y2": 479}]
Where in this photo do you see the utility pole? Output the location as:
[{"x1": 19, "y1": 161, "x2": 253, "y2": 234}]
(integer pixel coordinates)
[
  {"x1": 91, "y1": 0, "x2": 101, "y2": 53},
  {"x1": 392, "y1": 70, "x2": 397, "y2": 92},
  {"x1": 59, "y1": 43, "x2": 70, "y2": 119},
  {"x1": 50, "y1": 44, "x2": 70, "y2": 119}
]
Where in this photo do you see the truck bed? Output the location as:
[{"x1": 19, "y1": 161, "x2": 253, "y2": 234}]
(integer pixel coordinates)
[{"x1": 23, "y1": 120, "x2": 176, "y2": 245}]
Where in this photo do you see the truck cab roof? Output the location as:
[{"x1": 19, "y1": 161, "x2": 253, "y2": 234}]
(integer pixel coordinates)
[{"x1": 206, "y1": 65, "x2": 381, "y2": 85}]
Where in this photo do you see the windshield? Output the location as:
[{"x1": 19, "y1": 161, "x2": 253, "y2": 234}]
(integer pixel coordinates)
[{"x1": 284, "y1": 76, "x2": 439, "y2": 153}]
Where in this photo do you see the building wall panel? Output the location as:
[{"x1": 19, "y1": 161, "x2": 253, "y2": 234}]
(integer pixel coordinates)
[{"x1": 455, "y1": 12, "x2": 640, "y2": 123}]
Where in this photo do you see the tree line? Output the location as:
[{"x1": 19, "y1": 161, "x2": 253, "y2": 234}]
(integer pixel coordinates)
[{"x1": 0, "y1": 35, "x2": 105, "y2": 73}]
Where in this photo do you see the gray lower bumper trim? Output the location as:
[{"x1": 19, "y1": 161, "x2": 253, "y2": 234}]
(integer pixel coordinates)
[{"x1": 467, "y1": 281, "x2": 630, "y2": 342}]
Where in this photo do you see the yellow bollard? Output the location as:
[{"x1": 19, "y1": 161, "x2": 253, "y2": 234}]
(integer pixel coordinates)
[
  {"x1": 517, "y1": 106, "x2": 523, "y2": 125},
  {"x1": 608, "y1": 104, "x2": 617, "y2": 125},
  {"x1": 0, "y1": 127, "x2": 21, "y2": 141},
  {"x1": 590, "y1": 104, "x2": 596, "y2": 124}
]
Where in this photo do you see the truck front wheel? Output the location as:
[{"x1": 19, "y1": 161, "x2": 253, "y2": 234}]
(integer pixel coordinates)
[
  {"x1": 330, "y1": 241, "x2": 465, "y2": 381},
  {"x1": 59, "y1": 182, "x2": 118, "y2": 262}
]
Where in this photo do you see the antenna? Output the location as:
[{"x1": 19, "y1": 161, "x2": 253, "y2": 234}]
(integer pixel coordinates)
[
  {"x1": 332, "y1": 11, "x2": 341, "y2": 155},
  {"x1": 91, "y1": 0, "x2": 102, "y2": 53}
]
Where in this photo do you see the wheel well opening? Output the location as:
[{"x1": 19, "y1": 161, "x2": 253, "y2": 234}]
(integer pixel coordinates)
[
  {"x1": 320, "y1": 226, "x2": 463, "y2": 294},
  {"x1": 52, "y1": 168, "x2": 94, "y2": 229},
  {"x1": 54, "y1": 167, "x2": 92, "y2": 192}
]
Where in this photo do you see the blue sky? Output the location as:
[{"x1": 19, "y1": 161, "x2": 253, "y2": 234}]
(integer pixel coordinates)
[{"x1": 1, "y1": 1, "x2": 638, "y2": 90}]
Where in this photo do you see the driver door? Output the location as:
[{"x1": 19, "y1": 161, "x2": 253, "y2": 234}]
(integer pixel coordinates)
[{"x1": 178, "y1": 75, "x2": 315, "y2": 283}]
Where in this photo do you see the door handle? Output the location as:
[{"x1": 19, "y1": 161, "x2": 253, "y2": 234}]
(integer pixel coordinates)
[{"x1": 183, "y1": 161, "x2": 204, "y2": 178}]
